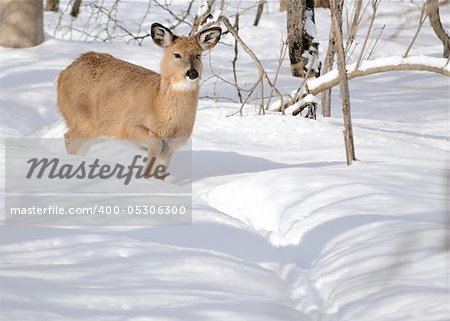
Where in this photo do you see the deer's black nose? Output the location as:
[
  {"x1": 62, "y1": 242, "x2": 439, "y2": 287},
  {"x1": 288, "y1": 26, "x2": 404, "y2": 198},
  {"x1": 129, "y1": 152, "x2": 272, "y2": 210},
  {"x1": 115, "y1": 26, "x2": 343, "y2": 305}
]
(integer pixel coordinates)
[{"x1": 186, "y1": 69, "x2": 199, "y2": 80}]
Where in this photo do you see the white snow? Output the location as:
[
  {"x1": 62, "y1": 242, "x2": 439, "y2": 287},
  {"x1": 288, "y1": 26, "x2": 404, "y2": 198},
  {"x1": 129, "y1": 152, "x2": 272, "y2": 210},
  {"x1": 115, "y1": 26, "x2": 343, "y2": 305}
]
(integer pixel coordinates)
[
  {"x1": 0, "y1": 1, "x2": 449, "y2": 321},
  {"x1": 302, "y1": 94, "x2": 317, "y2": 104},
  {"x1": 197, "y1": 0, "x2": 210, "y2": 18},
  {"x1": 304, "y1": 9, "x2": 317, "y2": 40},
  {"x1": 283, "y1": 94, "x2": 318, "y2": 115},
  {"x1": 205, "y1": 10, "x2": 222, "y2": 25}
]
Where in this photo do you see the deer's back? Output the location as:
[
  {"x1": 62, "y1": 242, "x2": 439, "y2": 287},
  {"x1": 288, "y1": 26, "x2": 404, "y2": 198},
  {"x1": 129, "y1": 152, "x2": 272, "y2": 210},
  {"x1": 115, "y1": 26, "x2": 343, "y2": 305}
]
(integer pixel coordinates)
[{"x1": 57, "y1": 51, "x2": 160, "y2": 137}]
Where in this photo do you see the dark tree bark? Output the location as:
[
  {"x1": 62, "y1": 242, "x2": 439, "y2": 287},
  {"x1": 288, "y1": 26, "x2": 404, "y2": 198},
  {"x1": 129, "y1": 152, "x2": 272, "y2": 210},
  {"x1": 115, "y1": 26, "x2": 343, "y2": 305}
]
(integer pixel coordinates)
[
  {"x1": 330, "y1": 0, "x2": 356, "y2": 165},
  {"x1": 287, "y1": 0, "x2": 305, "y2": 77},
  {"x1": 253, "y1": 0, "x2": 265, "y2": 26},
  {"x1": 70, "y1": 0, "x2": 82, "y2": 18},
  {"x1": 232, "y1": 14, "x2": 243, "y2": 103},
  {"x1": 0, "y1": 0, "x2": 44, "y2": 48},
  {"x1": 287, "y1": 0, "x2": 317, "y2": 78},
  {"x1": 45, "y1": 0, "x2": 59, "y2": 12},
  {"x1": 427, "y1": 0, "x2": 450, "y2": 58}
]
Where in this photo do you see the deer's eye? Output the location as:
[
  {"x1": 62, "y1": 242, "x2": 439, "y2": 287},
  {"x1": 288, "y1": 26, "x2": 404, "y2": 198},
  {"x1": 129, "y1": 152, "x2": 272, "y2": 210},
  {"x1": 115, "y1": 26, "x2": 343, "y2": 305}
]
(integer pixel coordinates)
[
  {"x1": 174, "y1": 53, "x2": 182, "y2": 59},
  {"x1": 196, "y1": 54, "x2": 201, "y2": 59}
]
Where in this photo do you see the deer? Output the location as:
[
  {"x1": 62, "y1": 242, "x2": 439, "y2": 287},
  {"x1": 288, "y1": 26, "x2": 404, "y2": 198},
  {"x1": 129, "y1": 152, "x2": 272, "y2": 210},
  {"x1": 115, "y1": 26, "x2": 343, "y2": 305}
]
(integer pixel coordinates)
[{"x1": 56, "y1": 23, "x2": 222, "y2": 178}]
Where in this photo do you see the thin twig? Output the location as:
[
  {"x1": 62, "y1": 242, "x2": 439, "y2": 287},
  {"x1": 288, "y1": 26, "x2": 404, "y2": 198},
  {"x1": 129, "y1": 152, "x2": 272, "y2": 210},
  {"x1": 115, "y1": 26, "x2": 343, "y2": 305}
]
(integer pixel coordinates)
[
  {"x1": 218, "y1": 16, "x2": 284, "y2": 114},
  {"x1": 153, "y1": 0, "x2": 194, "y2": 29},
  {"x1": 367, "y1": 24, "x2": 385, "y2": 60},
  {"x1": 356, "y1": 0, "x2": 381, "y2": 69},
  {"x1": 227, "y1": 76, "x2": 262, "y2": 117},
  {"x1": 266, "y1": 37, "x2": 288, "y2": 110},
  {"x1": 403, "y1": 2, "x2": 428, "y2": 58}
]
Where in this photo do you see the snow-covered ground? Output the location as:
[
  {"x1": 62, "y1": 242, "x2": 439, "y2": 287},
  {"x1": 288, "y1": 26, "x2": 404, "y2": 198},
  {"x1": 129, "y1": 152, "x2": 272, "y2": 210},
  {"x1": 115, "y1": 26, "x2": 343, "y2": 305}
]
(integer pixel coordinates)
[{"x1": 1, "y1": 1, "x2": 449, "y2": 320}]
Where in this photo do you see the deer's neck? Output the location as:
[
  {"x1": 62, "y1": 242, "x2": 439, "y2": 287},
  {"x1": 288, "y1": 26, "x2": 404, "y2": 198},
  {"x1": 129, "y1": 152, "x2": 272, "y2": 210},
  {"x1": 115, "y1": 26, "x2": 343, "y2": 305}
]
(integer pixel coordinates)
[{"x1": 156, "y1": 76, "x2": 200, "y2": 138}]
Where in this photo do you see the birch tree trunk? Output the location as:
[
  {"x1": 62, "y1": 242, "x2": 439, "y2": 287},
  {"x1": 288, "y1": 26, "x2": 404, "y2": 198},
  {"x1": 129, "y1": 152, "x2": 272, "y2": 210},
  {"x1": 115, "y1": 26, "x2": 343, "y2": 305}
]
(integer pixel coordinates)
[
  {"x1": 330, "y1": 0, "x2": 356, "y2": 165},
  {"x1": 0, "y1": 0, "x2": 44, "y2": 48},
  {"x1": 427, "y1": 0, "x2": 450, "y2": 58}
]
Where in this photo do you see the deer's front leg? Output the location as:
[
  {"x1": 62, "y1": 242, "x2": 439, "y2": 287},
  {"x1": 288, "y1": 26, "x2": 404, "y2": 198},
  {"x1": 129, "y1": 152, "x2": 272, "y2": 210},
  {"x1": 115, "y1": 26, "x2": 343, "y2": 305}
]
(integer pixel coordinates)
[
  {"x1": 145, "y1": 138, "x2": 172, "y2": 180},
  {"x1": 146, "y1": 138, "x2": 187, "y2": 180},
  {"x1": 126, "y1": 125, "x2": 166, "y2": 179}
]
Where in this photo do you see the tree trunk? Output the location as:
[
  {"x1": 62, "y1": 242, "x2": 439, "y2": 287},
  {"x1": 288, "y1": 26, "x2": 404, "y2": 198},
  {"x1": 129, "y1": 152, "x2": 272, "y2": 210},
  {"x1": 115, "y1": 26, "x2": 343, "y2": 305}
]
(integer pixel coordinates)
[
  {"x1": 232, "y1": 14, "x2": 243, "y2": 103},
  {"x1": 253, "y1": 0, "x2": 265, "y2": 26},
  {"x1": 427, "y1": 0, "x2": 450, "y2": 58},
  {"x1": 287, "y1": 0, "x2": 305, "y2": 77},
  {"x1": 321, "y1": 16, "x2": 335, "y2": 117},
  {"x1": 287, "y1": 0, "x2": 328, "y2": 9},
  {"x1": 0, "y1": 0, "x2": 44, "y2": 48},
  {"x1": 45, "y1": 0, "x2": 59, "y2": 12},
  {"x1": 287, "y1": 0, "x2": 318, "y2": 78},
  {"x1": 314, "y1": 0, "x2": 330, "y2": 8},
  {"x1": 70, "y1": 0, "x2": 82, "y2": 18},
  {"x1": 330, "y1": 0, "x2": 356, "y2": 165}
]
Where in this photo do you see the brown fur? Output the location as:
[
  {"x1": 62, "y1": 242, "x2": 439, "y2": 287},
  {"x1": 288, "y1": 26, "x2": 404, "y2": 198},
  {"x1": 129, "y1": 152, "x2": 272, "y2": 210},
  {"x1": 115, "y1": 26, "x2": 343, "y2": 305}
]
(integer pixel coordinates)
[{"x1": 57, "y1": 25, "x2": 221, "y2": 174}]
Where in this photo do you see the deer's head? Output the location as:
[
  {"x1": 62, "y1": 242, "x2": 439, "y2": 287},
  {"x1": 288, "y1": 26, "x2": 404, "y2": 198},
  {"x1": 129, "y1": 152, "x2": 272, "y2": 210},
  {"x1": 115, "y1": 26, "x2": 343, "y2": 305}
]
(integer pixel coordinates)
[{"x1": 151, "y1": 23, "x2": 221, "y2": 91}]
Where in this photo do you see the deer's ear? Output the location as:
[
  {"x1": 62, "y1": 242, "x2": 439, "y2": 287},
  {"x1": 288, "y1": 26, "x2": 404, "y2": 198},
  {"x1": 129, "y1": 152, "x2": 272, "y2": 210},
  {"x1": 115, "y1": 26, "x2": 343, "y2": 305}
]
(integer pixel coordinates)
[
  {"x1": 197, "y1": 27, "x2": 222, "y2": 51},
  {"x1": 151, "y1": 23, "x2": 176, "y2": 48}
]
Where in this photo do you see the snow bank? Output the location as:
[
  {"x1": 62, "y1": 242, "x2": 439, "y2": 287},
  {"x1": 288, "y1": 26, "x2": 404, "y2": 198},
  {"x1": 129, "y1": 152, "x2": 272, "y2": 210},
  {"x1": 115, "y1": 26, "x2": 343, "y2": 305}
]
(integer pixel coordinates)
[{"x1": 0, "y1": 2, "x2": 448, "y2": 321}]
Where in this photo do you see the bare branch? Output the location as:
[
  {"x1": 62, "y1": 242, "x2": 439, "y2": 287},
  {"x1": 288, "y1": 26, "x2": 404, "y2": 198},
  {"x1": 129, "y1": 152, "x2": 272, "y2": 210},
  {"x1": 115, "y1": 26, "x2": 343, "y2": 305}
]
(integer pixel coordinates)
[
  {"x1": 153, "y1": 0, "x2": 194, "y2": 29},
  {"x1": 403, "y1": 2, "x2": 428, "y2": 58},
  {"x1": 367, "y1": 24, "x2": 385, "y2": 60},
  {"x1": 426, "y1": 0, "x2": 450, "y2": 58},
  {"x1": 307, "y1": 56, "x2": 450, "y2": 95},
  {"x1": 266, "y1": 38, "x2": 288, "y2": 111},
  {"x1": 217, "y1": 16, "x2": 284, "y2": 114},
  {"x1": 355, "y1": 0, "x2": 381, "y2": 69},
  {"x1": 345, "y1": 0, "x2": 362, "y2": 52},
  {"x1": 190, "y1": 0, "x2": 215, "y2": 35}
]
